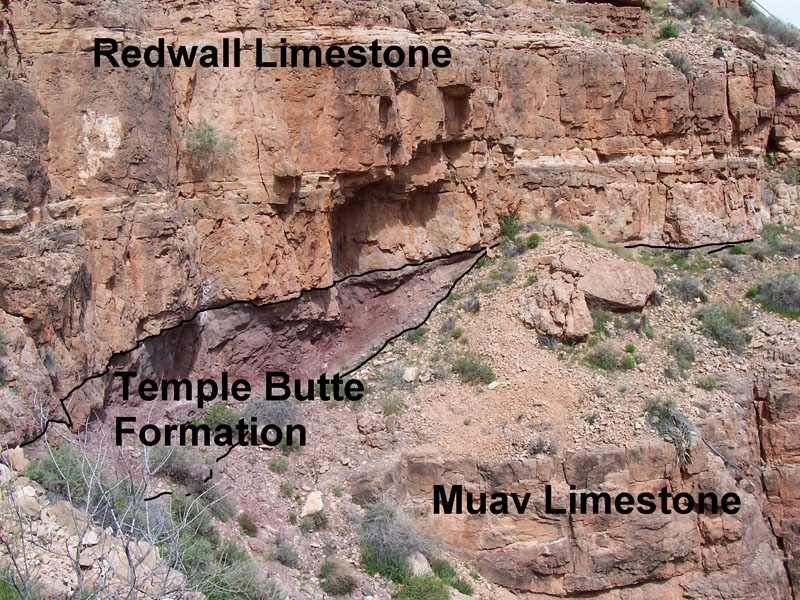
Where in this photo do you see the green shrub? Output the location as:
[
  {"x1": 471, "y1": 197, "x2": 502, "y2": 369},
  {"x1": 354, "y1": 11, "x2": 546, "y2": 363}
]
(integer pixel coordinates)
[
  {"x1": 148, "y1": 446, "x2": 204, "y2": 490},
  {"x1": 320, "y1": 558, "x2": 357, "y2": 596},
  {"x1": 525, "y1": 233, "x2": 541, "y2": 249},
  {"x1": 268, "y1": 458, "x2": 288, "y2": 473},
  {"x1": 644, "y1": 397, "x2": 693, "y2": 470},
  {"x1": 528, "y1": 434, "x2": 557, "y2": 456},
  {"x1": 525, "y1": 273, "x2": 538, "y2": 286},
  {"x1": 439, "y1": 317, "x2": 456, "y2": 334},
  {"x1": 696, "y1": 303, "x2": 752, "y2": 352},
  {"x1": 489, "y1": 259, "x2": 518, "y2": 283},
  {"x1": 361, "y1": 501, "x2": 433, "y2": 583},
  {"x1": 451, "y1": 326, "x2": 464, "y2": 340},
  {"x1": 273, "y1": 533, "x2": 299, "y2": 567},
  {"x1": 670, "y1": 276, "x2": 707, "y2": 303},
  {"x1": 382, "y1": 393, "x2": 405, "y2": 416},
  {"x1": 25, "y1": 445, "x2": 144, "y2": 531},
  {"x1": 279, "y1": 481, "x2": 295, "y2": 498},
  {"x1": 499, "y1": 238, "x2": 524, "y2": 258},
  {"x1": 26, "y1": 445, "x2": 90, "y2": 503},
  {"x1": 578, "y1": 223, "x2": 592, "y2": 235},
  {"x1": 749, "y1": 272, "x2": 800, "y2": 318},
  {"x1": 659, "y1": 20, "x2": 680, "y2": 39},
  {"x1": 620, "y1": 353, "x2": 636, "y2": 370},
  {"x1": 180, "y1": 120, "x2": 235, "y2": 169},
  {"x1": 0, "y1": 568, "x2": 43, "y2": 600},
  {"x1": 451, "y1": 351, "x2": 495, "y2": 384},
  {"x1": 394, "y1": 575, "x2": 450, "y2": 600},
  {"x1": 669, "y1": 333, "x2": 696, "y2": 371},
  {"x1": 624, "y1": 343, "x2": 636, "y2": 354},
  {"x1": 696, "y1": 375, "x2": 718, "y2": 390},
  {"x1": 431, "y1": 560, "x2": 473, "y2": 594},
  {"x1": 663, "y1": 361, "x2": 685, "y2": 381},
  {"x1": 245, "y1": 397, "x2": 303, "y2": 427},
  {"x1": 585, "y1": 343, "x2": 621, "y2": 370},
  {"x1": 680, "y1": 0, "x2": 708, "y2": 18},
  {"x1": 591, "y1": 309, "x2": 612, "y2": 335},
  {"x1": 203, "y1": 403, "x2": 241, "y2": 429},
  {"x1": 782, "y1": 166, "x2": 799, "y2": 185},
  {"x1": 238, "y1": 512, "x2": 258, "y2": 537},
  {"x1": 500, "y1": 214, "x2": 521, "y2": 239},
  {"x1": 742, "y1": 8, "x2": 800, "y2": 50},
  {"x1": 665, "y1": 50, "x2": 693, "y2": 79},
  {"x1": 407, "y1": 327, "x2": 428, "y2": 344},
  {"x1": 299, "y1": 510, "x2": 327, "y2": 533}
]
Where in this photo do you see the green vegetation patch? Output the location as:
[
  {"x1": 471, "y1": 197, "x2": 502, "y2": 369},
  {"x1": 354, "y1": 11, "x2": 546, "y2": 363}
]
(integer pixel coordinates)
[
  {"x1": 585, "y1": 342, "x2": 622, "y2": 371},
  {"x1": 695, "y1": 303, "x2": 751, "y2": 353},
  {"x1": 431, "y1": 560, "x2": 473, "y2": 595},
  {"x1": 181, "y1": 120, "x2": 235, "y2": 169},
  {"x1": 747, "y1": 272, "x2": 800, "y2": 318},
  {"x1": 393, "y1": 575, "x2": 450, "y2": 600},
  {"x1": 451, "y1": 351, "x2": 495, "y2": 384},
  {"x1": 320, "y1": 558, "x2": 357, "y2": 596},
  {"x1": 361, "y1": 501, "x2": 433, "y2": 584}
]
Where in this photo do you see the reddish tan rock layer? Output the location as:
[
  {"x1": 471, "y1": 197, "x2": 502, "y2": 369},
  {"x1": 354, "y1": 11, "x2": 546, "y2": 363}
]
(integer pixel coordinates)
[{"x1": 0, "y1": 0, "x2": 799, "y2": 555}]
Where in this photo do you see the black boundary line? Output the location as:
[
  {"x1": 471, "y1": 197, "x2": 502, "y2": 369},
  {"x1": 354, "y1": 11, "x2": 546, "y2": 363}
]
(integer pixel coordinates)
[
  {"x1": 143, "y1": 490, "x2": 172, "y2": 502},
  {"x1": 208, "y1": 243, "x2": 497, "y2": 468},
  {"x1": 33, "y1": 234, "x2": 748, "y2": 503},
  {"x1": 624, "y1": 238, "x2": 753, "y2": 252},
  {"x1": 707, "y1": 244, "x2": 736, "y2": 255},
  {"x1": 20, "y1": 246, "x2": 486, "y2": 450}
]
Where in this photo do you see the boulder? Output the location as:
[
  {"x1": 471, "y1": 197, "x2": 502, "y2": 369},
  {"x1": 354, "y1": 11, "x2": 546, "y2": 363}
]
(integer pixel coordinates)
[
  {"x1": 2, "y1": 447, "x2": 29, "y2": 474},
  {"x1": 407, "y1": 551, "x2": 433, "y2": 577},
  {"x1": 13, "y1": 486, "x2": 41, "y2": 518},
  {"x1": 0, "y1": 463, "x2": 13, "y2": 484},
  {"x1": 519, "y1": 275, "x2": 593, "y2": 340},
  {"x1": 577, "y1": 257, "x2": 657, "y2": 311},
  {"x1": 403, "y1": 366, "x2": 419, "y2": 383},
  {"x1": 300, "y1": 490, "x2": 323, "y2": 518}
]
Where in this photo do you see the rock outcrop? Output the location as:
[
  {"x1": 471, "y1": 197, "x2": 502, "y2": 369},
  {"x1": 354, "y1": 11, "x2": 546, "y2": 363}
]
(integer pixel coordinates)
[
  {"x1": 0, "y1": 0, "x2": 799, "y2": 433},
  {"x1": 519, "y1": 246, "x2": 657, "y2": 339},
  {"x1": 351, "y1": 435, "x2": 792, "y2": 598},
  {"x1": 519, "y1": 273, "x2": 593, "y2": 340}
]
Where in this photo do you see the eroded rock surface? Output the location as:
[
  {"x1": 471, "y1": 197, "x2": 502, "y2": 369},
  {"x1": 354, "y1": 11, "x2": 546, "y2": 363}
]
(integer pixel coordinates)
[
  {"x1": 0, "y1": 0, "x2": 799, "y2": 432},
  {"x1": 352, "y1": 436, "x2": 791, "y2": 598},
  {"x1": 519, "y1": 247, "x2": 657, "y2": 339}
]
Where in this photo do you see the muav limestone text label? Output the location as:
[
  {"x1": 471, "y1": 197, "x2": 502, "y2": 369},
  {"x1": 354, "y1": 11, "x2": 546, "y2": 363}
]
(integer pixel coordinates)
[{"x1": 433, "y1": 484, "x2": 741, "y2": 516}]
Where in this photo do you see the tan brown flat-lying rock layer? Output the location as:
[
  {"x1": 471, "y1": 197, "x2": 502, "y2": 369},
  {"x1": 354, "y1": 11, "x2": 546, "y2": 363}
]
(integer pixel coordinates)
[{"x1": 351, "y1": 438, "x2": 791, "y2": 598}]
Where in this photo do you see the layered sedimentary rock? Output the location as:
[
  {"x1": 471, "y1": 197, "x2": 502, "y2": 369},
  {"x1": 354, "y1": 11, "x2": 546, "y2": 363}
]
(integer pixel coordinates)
[
  {"x1": 2, "y1": 0, "x2": 800, "y2": 417},
  {"x1": 519, "y1": 247, "x2": 656, "y2": 340},
  {"x1": 757, "y1": 362, "x2": 800, "y2": 593},
  {"x1": 351, "y1": 434, "x2": 791, "y2": 598},
  {"x1": 0, "y1": 1, "x2": 797, "y2": 597}
]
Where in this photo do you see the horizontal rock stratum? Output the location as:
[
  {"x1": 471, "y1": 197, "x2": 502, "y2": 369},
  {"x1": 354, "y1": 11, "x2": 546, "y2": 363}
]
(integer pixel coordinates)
[
  {"x1": 2, "y1": 0, "x2": 799, "y2": 428},
  {"x1": 0, "y1": 1, "x2": 799, "y2": 598}
]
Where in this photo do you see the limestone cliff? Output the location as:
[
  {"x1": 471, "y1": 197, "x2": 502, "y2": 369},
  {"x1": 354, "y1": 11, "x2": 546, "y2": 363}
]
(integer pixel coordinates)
[{"x1": 0, "y1": 2, "x2": 799, "y2": 597}]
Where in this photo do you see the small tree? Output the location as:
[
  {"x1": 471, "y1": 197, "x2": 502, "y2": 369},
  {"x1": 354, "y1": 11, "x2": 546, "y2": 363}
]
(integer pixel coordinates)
[{"x1": 180, "y1": 120, "x2": 235, "y2": 171}]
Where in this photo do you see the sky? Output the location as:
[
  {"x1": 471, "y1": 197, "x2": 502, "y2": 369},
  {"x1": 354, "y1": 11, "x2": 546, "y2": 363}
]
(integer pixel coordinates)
[{"x1": 754, "y1": 0, "x2": 800, "y2": 28}]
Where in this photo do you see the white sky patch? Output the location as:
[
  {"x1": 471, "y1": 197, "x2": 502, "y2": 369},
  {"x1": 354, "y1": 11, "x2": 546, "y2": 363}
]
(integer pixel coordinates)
[{"x1": 753, "y1": 0, "x2": 800, "y2": 28}]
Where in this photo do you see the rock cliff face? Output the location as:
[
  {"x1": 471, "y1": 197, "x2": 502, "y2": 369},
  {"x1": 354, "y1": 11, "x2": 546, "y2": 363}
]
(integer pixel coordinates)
[
  {"x1": 1, "y1": 0, "x2": 799, "y2": 426},
  {"x1": 0, "y1": 2, "x2": 799, "y2": 596},
  {"x1": 352, "y1": 407, "x2": 795, "y2": 598}
]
